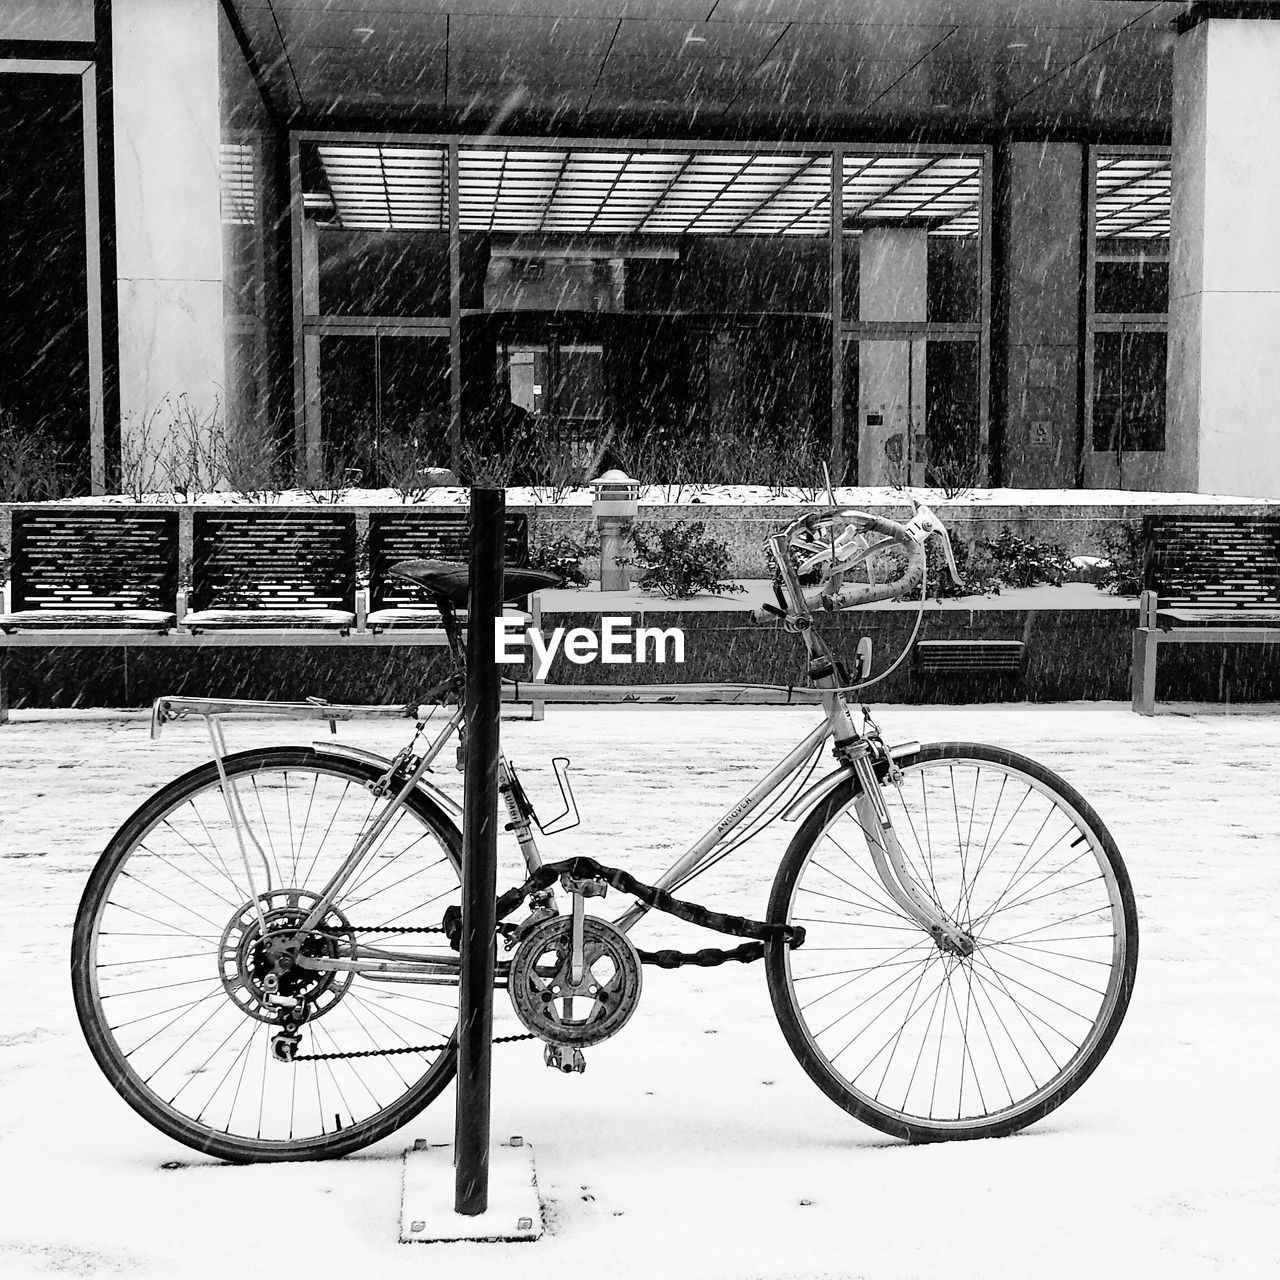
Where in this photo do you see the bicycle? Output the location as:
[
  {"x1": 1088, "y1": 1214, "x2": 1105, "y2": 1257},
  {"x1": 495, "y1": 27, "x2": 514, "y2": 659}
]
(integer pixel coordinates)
[{"x1": 70, "y1": 504, "x2": 1138, "y2": 1162}]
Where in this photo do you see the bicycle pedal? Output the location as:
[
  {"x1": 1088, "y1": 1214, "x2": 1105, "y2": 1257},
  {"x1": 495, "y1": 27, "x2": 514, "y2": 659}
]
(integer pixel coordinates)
[{"x1": 543, "y1": 1043, "x2": 586, "y2": 1074}]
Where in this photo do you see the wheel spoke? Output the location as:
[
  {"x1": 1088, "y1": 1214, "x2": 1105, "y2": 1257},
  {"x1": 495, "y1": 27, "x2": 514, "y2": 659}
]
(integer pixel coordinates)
[
  {"x1": 74, "y1": 751, "x2": 463, "y2": 1161},
  {"x1": 775, "y1": 745, "x2": 1134, "y2": 1140}
]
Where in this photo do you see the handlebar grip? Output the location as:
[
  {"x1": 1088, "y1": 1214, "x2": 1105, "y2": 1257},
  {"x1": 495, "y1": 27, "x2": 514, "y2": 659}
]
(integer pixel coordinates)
[
  {"x1": 812, "y1": 541, "x2": 924, "y2": 611},
  {"x1": 794, "y1": 509, "x2": 925, "y2": 611}
]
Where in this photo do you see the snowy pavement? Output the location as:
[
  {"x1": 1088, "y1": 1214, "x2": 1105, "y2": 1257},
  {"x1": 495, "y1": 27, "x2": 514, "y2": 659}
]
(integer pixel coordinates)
[{"x1": 1, "y1": 701, "x2": 1277, "y2": 1279}]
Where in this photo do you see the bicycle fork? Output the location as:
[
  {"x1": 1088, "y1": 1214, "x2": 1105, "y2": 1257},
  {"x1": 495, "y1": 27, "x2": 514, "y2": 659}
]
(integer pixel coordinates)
[{"x1": 846, "y1": 749, "x2": 974, "y2": 958}]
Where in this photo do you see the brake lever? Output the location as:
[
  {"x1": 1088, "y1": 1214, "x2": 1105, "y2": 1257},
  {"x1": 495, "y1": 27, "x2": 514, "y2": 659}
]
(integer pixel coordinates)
[{"x1": 906, "y1": 500, "x2": 962, "y2": 586}]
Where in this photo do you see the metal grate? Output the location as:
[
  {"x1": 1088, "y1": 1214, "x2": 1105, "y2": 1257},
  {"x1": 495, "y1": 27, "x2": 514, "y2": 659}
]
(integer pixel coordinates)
[
  {"x1": 844, "y1": 154, "x2": 982, "y2": 236},
  {"x1": 916, "y1": 639, "x2": 1024, "y2": 674},
  {"x1": 314, "y1": 144, "x2": 447, "y2": 230},
  {"x1": 10, "y1": 510, "x2": 179, "y2": 613},
  {"x1": 190, "y1": 512, "x2": 358, "y2": 613}
]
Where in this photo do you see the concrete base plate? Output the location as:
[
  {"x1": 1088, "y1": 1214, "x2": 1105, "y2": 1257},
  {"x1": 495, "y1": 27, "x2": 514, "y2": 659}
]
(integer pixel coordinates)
[{"x1": 400, "y1": 1138, "x2": 543, "y2": 1243}]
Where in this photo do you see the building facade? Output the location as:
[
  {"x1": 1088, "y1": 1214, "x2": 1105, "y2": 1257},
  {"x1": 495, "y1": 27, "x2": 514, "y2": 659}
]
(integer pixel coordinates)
[{"x1": 1, "y1": 0, "x2": 1278, "y2": 497}]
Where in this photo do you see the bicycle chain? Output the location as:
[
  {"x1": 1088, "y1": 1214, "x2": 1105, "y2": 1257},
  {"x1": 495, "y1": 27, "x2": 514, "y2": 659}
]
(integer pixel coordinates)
[
  {"x1": 285, "y1": 859, "x2": 804, "y2": 1061},
  {"x1": 293, "y1": 1031, "x2": 535, "y2": 1062}
]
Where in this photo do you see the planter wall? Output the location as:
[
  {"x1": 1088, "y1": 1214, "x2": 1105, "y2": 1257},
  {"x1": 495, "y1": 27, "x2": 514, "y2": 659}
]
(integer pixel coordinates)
[
  {"x1": 8, "y1": 601, "x2": 1280, "y2": 712},
  {"x1": 523, "y1": 499, "x2": 1280, "y2": 580}
]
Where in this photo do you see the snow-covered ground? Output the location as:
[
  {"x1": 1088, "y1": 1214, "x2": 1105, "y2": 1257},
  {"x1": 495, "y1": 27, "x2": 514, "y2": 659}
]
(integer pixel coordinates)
[{"x1": 1, "y1": 702, "x2": 1277, "y2": 1278}]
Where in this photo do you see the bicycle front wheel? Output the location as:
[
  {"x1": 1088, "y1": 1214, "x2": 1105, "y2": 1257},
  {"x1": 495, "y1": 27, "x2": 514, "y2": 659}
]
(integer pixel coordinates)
[
  {"x1": 766, "y1": 742, "x2": 1137, "y2": 1142},
  {"x1": 71, "y1": 746, "x2": 463, "y2": 1162}
]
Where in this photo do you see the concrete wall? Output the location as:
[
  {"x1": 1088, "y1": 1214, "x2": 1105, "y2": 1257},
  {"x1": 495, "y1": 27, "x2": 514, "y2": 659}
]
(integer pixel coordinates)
[
  {"x1": 999, "y1": 142, "x2": 1082, "y2": 489},
  {"x1": 1169, "y1": 18, "x2": 1280, "y2": 499},
  {"x1": 0, "y1": 1, "x2": 93, "y2": 41}
]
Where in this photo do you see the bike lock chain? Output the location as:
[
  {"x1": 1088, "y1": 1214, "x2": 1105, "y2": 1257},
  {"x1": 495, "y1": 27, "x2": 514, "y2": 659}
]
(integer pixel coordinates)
[{"x1": 291, "y1": 856, "x2": 805, "y2": 1061}]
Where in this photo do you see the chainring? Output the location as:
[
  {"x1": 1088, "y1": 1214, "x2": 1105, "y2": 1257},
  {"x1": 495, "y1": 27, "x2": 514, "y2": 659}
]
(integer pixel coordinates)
[{"x1": 507, "y1": 914, "x2": 642, "y2": 1047}]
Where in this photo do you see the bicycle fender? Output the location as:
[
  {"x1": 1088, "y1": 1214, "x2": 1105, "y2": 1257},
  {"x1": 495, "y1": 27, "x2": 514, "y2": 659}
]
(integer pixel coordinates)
[
  {"x1": 310, "y1": 742, "x2": 463, "y2": 822},
  {"x1": 782, "y1": 764, "x2": 855, "y2": 821}
]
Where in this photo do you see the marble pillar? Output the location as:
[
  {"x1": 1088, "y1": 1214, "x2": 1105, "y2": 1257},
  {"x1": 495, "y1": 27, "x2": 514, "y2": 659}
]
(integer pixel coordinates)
[
  {"x1": 1000, "y1": 143, "x2": 1082, "y2": 489},
  {"x1": 112, "y1": 0, "x2": 224, "y2": 491},
  {"x1": 1169, "y1": 16, "x2": 1280, "y2": 498}
]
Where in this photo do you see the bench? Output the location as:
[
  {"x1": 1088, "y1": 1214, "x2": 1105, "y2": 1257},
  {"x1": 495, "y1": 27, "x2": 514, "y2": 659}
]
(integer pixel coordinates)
[
  {"x1": 1131, "y1": 514, "x2": 1280, "y2": 715},
  {"x1": 0, "y1": 505, "x2": 547, "y2": 721}
]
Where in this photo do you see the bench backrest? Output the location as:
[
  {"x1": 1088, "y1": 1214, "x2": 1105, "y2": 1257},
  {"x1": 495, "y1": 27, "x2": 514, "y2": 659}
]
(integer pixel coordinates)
[
  {"x1": 9, "y1": 508, "x2": 179, "y2": 612},
  {"x1": 190, "y1": 510, "x2": 358, "y2": 612},
  {"x1": 368, "y1": 511, "x2": 530, "y2": 610},
  {"x1": 1143, "y1": 514, "x2": 1280, "y2": 610}
]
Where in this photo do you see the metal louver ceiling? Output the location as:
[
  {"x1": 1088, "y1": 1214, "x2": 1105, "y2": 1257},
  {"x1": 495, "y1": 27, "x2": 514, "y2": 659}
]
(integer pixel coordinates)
[
  {"x1": 307, "y1": 144, "x2": 983, "y2": 237},
  {"x1": 1095, "y1": 155, "x2": 1171, "y2": 238}
]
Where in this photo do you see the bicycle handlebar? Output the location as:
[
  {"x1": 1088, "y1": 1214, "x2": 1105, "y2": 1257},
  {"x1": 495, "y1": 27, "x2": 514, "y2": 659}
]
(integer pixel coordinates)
[{"x1": 762, "y1": 502, "x2": 959, "y2": 618}]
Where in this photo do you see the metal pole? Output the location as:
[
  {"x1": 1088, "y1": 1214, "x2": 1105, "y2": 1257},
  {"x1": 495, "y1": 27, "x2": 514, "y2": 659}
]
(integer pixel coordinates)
[{"x1": 454, "y1": 486, "x2": 504, "y2": 1216}]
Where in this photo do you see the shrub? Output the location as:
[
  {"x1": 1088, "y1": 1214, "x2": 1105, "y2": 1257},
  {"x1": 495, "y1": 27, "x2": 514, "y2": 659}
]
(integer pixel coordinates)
[
  {"x1": 1096, "y1": 520, "x2": 1143, "y2": 596},
  {"x1": 626, "y1": 520, "x2": 744, "y2": 599},
  {"x1": 614, "y1": 423, "x2": 831, "y2": 499},
  {"x1": 0, "y1": 405, "x2": 69, "y2": 501},
  {"x1": 530, "y1": 532, "x2": 599, "y2": 588},
  {"x1": 867, "y1": 525, "x2": 1071, "y2": 599},
  {"x1": 976, "y1": 526, "x2": 1073, "y2": 590}
]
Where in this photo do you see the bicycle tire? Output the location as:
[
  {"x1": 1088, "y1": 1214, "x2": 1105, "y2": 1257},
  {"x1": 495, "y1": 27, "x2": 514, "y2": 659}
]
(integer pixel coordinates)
[
  {"x1": 766, "y1": 742, "x2": 1138, "y2": 1142},
  {"x1": 71, "y1": 746, "x2": 463, "y2": 1162}
]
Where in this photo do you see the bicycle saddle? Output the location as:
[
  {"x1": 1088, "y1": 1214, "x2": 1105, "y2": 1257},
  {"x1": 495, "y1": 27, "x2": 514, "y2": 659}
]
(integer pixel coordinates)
[{"x1": 387, "y1": 559, "x2": 561, "y2": 606}]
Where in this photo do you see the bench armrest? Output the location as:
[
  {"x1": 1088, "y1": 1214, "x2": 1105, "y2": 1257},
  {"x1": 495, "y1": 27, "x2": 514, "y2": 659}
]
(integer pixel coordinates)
[{"x1": 1137, "y1": 590, "x2": 1157, "y2": 629}]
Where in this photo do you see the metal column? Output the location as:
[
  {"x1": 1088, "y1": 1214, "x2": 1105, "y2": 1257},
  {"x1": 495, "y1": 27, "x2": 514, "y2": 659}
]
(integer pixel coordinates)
[{"x1": 454, "y1": 486, "x2": 505, "y2": 1215}]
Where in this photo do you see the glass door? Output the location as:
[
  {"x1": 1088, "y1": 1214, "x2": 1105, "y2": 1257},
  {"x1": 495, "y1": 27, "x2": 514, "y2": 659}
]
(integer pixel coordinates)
[
  {"x1": 316, "y1": 330, "x2": 450, "y2": 487},
  {"x1": 495, "y1": 333, "x2": 608, "y2": 477},
  {"x1": 843, "y1": 335, "x2": 980, "y2": 487}
]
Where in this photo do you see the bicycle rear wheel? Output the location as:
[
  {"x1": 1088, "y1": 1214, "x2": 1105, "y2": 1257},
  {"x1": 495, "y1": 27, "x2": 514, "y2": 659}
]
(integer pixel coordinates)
[
  {"x1": 71, "y1": 746, "x2": 463, "y2": 1162},
  {"x1": 766, "y1": 742, "x2": 1137, "y2": 1142}
]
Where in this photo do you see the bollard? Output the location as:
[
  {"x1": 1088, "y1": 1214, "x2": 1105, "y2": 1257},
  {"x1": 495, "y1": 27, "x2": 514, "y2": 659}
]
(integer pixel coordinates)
[{"x1": 590, "y1": 469, "x2": 640, "y2": 592}]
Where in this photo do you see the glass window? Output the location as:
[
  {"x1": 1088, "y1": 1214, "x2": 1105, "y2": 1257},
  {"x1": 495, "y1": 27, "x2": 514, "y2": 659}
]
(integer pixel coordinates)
[
  {"x1": 316, "y1": 229, "x2": 449, "y2": 318},
  {"x1": 1095, "y1": 252, "x2": 1168, "y2": 315},
  {"x1": 1093, "y1": 154, "x2": 1169, "y2": 316},
  {"x1": 1090, "y1": 152, "x2": 1169, "y2": 463},
  {"x1": 841, "y1": 153, "x2": 983, "y2": 323},
  {"x1": 318, "y1": 334, "x2": 450, "y2": 485},
  {"x1": 220, "y1": 5, "x2": 282, "y2": 438},
  {"x1": 0, "y1": 72, "x2": 91, "y2": 492},
  {"x1": 1092, "y1": 331, "x2": 1167, "y2": 453}
]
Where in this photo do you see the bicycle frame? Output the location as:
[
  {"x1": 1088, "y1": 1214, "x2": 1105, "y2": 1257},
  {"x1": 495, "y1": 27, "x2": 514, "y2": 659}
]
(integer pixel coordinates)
[{"x1": 150, "y1": 511, "x2": 971, "y2": 990}]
